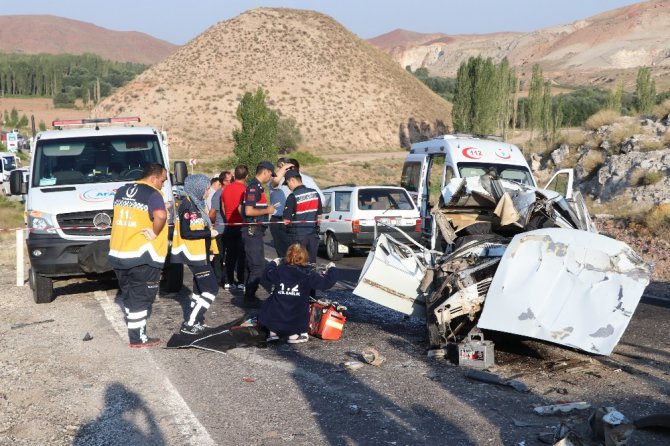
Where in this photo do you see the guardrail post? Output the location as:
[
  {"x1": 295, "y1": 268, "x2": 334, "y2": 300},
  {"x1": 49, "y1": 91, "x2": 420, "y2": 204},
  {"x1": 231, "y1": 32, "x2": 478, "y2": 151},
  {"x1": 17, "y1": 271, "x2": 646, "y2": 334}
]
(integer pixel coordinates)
[{"x1": 16, "y1": 228, "x2": 24, "y2": 286}]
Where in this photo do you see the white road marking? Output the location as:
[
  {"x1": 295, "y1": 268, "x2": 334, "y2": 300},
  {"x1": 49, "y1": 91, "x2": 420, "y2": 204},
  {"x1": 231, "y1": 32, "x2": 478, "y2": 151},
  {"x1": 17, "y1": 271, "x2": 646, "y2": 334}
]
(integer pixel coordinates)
[{"x1": 94, "y1": 290, "x2": 215, "y2": 446}]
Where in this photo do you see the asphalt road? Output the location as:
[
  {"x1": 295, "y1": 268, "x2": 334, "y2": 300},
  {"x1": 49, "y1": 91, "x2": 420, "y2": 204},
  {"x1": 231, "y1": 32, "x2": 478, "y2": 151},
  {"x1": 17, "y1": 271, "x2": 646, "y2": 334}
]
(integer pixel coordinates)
[
  {"x1": 122, "y1": 235, "x2": 670, "y2": 445},
  {"x1": 32, "y1": 234, "x2": 670, "y2": 445}
]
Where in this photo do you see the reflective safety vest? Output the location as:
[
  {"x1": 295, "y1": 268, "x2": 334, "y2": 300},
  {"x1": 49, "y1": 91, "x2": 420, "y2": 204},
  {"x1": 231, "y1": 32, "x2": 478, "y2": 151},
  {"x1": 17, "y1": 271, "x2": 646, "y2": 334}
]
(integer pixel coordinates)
[
  {"x1": 109, "y1": 181, "x2": 168, "y2": 269},
  {"x1": 171, "y1": 197, "x2": 218, "y2": 266}
]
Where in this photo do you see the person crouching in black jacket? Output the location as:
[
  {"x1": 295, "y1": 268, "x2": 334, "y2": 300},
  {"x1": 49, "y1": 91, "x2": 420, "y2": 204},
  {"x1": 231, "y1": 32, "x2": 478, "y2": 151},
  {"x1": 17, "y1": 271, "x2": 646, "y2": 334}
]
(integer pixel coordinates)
[{"x1": 259, "y1": 244, "x2": 337, "y2": 343}]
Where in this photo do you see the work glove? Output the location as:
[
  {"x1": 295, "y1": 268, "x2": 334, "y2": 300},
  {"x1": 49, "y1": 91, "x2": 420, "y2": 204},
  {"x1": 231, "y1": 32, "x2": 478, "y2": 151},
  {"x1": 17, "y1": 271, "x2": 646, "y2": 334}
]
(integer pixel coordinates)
[
  {"x1": 326, "y1": 262, "x2": 336, "y2": 270},
  {"x1": 141, "y1": 228, "x2": 157, "y2": 241},
  {"x1": 210, "y1": 228, "x2": 219, "y2": 238},
  {"x1": 272, "y1": 258, "x2": 281, "y2": 265}
]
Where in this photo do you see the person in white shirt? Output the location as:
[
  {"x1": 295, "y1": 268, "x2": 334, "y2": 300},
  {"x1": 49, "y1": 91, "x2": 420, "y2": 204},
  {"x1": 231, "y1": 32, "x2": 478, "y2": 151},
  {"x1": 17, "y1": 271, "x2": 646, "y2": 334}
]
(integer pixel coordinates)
[{"x1": 204, "y1": 177, "x2": 221, "y2": 211}]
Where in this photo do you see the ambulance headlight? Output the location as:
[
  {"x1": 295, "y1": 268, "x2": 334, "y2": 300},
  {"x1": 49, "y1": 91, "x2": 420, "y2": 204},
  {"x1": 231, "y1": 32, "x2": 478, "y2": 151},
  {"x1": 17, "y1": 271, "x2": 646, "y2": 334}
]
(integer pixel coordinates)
[{"x1": 28, "y1": 211, "x2": 56, "y2": 234}]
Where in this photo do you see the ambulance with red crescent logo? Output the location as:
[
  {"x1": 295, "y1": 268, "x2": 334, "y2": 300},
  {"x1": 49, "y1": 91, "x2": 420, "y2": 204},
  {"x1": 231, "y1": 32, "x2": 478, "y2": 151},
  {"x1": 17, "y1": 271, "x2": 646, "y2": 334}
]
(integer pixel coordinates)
[{"x1": 400, "y1": 134, "x2": 577, "y2": 244}]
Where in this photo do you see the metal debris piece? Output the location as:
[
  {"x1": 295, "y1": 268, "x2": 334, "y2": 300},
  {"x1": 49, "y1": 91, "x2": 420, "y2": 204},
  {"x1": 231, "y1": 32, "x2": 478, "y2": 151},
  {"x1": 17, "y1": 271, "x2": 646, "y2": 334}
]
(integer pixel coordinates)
[
  {"x1": 242, "y1": 377, "x2": 255, "y2": 383},
  {"x1": 534, "y1": 402, "x2": 591, "y2": 415},
  {"x1": 82, "y1": 332, "x2": 93, "y2": 341},
  {"x1": 512, "y1": 419, "x2": 548, "y2": 428},
  {"x1": 361, "y1": 347, "x2": 385, "y2": 366},
  {"x1": 10, "y1": 319, "x2": 55, "y2": 330},
  {"x1": 427, "y1": 348, "x2": 446, "y2": 360},
  {"x1": 543, "y1": 387, "x2": 569, "y2": 396},
  {"x1": 463, "y1": 369, "x2": 529, "y2": 393},
  {"x1": 344, "y1": 360, "x2": 365, "y2": 371}
]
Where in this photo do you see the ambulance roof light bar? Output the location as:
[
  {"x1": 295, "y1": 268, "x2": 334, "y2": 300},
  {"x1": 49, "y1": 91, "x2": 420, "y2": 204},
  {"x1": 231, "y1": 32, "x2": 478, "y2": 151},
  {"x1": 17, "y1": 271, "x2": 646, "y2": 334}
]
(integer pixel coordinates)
[{"x1": 52, "y1": 116, "x2": 141, "y2": 128}]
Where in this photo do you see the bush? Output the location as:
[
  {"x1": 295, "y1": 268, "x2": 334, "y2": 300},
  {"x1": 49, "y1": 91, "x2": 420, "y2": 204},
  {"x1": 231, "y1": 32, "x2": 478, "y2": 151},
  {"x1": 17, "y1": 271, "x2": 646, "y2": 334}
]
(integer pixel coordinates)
[
  {"x1": 276, "y1": 117, "x2": 303, "y2": 154},
  {"x1": 640, "y1": 171, "x2": 665, "y2": 186},
  {"x1": 653, "y1": 98, "x2": 670, "y2": 118},
  {"x1": 645, "y1": 203, "x2": 670, "y2": 238},
  {"x1": 609, "y1": 122, "x2": 643, "y2": 145},
  {"x1": 580, "y1": 150, "x2": 605, "y2": 176},
  {"x1": 291, "y1": 151, "x2": 326, "y2": 166},
  {"x1": 584, "y1": 109, "x2": 621, "y2": 130}
]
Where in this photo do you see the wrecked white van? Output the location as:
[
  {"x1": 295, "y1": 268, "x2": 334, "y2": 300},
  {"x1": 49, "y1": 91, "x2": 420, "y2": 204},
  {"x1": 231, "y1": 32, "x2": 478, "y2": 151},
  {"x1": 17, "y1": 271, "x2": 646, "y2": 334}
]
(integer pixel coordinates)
[{"x1": 355, "y1": 136, "x2": 651, "y2": 356}]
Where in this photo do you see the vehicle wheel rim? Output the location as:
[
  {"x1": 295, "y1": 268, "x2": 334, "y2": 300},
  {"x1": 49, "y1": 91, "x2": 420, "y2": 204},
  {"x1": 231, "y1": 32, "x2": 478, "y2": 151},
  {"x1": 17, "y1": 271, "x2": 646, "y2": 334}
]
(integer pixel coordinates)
[{"x1": 327, "y1": 236, "x2": 335, "y2": 257}]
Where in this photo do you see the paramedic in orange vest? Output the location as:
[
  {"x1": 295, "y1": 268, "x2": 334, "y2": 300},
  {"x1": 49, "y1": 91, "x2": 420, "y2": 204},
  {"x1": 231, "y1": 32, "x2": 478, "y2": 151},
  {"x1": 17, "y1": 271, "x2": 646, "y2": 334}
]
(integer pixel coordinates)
[
  {"x1": 109, "y1": 163, "x2": 168, "y2": 348},
  {"x1": 171, "y1": 174, "x2": 220, "y2": 335}
]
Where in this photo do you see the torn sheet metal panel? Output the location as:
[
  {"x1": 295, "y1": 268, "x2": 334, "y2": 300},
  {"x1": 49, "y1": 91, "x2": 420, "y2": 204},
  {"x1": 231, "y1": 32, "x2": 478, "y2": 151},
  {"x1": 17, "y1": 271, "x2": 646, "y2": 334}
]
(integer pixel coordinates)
[
  {"x1": 477, "y1": 228, "x2": 651, "y2": 355},
  {"x1": 353, "y1": 233, "x2": 430, "y2": 318}
]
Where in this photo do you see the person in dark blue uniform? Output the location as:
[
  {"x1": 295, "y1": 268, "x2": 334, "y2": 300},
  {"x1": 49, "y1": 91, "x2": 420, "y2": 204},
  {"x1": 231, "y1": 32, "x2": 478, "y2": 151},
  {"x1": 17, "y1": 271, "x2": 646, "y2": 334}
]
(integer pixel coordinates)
[
  {"x1": 242, "y1": 161, "x2": 276, "y2": 306},
  {"x1": 259, "y1": 243, "x2": 337, "y2": 343},
  {"x1": 282, "y1": 169, "x2": 322, "y2": 264}
]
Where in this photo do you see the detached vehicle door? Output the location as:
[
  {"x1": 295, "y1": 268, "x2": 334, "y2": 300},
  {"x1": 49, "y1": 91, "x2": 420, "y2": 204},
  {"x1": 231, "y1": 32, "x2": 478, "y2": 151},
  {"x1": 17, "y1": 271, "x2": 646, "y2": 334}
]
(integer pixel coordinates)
[
  {"x1": 544, "y1": 169, "x2": 596, "y2": 232},
  {"x1": 401, "y1": 153, "x2": 443, "y2": 244}
]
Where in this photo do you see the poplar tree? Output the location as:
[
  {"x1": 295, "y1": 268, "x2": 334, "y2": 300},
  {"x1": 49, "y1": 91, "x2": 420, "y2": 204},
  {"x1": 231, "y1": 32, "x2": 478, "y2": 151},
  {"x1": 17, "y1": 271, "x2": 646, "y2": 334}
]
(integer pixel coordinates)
[
  {"x1": 607, "y1": 80, "x2": 624, "y2": 112},
  {"x1": 527, "y1": 64, "x2": 544, "y2": 139},
  {"x1": 453, "y1": 61, "x2": 473, "y2": 133},
  {"x1": 635, "y1": 67, "x2": 656, "y2": 114},
  {"x1": 541, "y1": 80, "x2": 552, "y2": 141},
  {"x1": 233, "y1": 88, "x2": 279, "y2": 170},
  {"x1": 452, "y1": 56, "x2": 516, "y2": 135}
]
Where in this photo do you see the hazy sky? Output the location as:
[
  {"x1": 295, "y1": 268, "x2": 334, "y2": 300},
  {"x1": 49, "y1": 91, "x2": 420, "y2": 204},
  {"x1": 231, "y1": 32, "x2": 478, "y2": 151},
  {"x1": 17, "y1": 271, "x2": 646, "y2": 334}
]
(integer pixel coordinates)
[{"x1": 2, "y1": 0, "x2": 643, "y2": 44}]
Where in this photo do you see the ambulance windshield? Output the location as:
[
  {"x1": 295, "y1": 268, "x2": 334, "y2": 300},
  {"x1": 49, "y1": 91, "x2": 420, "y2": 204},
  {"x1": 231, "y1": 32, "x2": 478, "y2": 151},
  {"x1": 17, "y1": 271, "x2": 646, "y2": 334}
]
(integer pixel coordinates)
[
  {"x1": 457, "y1": 162, "x2": 534, "y2": 186},
  {"x1": 33, "y1": 135, "x2": 164, "y2": 187}
]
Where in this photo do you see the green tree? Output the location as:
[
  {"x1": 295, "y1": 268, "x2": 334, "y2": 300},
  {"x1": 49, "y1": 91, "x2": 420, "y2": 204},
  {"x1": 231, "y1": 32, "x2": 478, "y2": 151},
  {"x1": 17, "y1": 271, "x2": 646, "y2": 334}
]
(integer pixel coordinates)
[
  {"x1": 552, "y1": 96, "x2": 564, "y2": 145},
  {"x1": 452, "y1": 60, "x2": 473, "y2": 132},
  {"x1": 9, "y1": 108, "x2": 19, "y2": 127},
  {"x1": 607, "y1": 80, "x2": 624, "y2": 112},
  {"x1": 635, "y1": 67, "x2": 656, "y2": 114},
  {"x1": 38, "y1": 120, "x2": 47, "y2": 132},
  {"x1": 233, "y1": 88, "x2": 279, "y2": 170},
  {"x1": 18, "y1": 114, "x2": 29, "y2": 128},
  {"x1": 527, "y1": 64, "x2": 544, "y2": 138},
  {"x1": 276, "y1": 117, "x2": 303, "y2": 154},
  {"x1": 452, "y1": 56, "x2": 516, "y2": 135},
  {"x1": 541, "y1": 81, "x2": 552, "y2": 141}
]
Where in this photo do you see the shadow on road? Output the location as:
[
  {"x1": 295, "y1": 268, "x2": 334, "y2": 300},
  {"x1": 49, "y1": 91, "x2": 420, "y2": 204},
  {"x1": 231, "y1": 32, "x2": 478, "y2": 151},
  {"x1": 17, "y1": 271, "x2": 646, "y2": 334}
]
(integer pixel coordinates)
[{"x1": 73, "y1": 382, "x2": 165, "y2": 446}]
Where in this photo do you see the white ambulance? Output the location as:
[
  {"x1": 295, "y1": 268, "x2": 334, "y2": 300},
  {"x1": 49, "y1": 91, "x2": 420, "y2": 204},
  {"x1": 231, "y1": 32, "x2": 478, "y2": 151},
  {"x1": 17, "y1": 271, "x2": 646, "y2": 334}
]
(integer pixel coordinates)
[
  {"x1": 9, "y1": 117, "x2": 187, "y2": 303},
  {"x1": 400, "y1": 134, "x2": 581, "y2": 244}
]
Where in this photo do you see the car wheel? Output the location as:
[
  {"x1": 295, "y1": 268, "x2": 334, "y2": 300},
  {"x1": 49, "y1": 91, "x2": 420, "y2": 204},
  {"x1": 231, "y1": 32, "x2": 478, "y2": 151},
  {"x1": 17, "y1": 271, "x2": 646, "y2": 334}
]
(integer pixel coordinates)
[
  {"x1": 31, "y1": 269, "x2": 54, "y2": 304},
  {"x1": 325, "y1": 233, "x2": 344, "y2": 261}
]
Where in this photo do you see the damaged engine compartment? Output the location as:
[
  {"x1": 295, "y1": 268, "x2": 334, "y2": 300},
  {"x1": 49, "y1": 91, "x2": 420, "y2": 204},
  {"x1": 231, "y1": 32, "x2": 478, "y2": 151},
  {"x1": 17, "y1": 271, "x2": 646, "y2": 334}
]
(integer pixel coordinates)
[{"x1": 354, "y1": 174, "x2": 652, "y2": 356}]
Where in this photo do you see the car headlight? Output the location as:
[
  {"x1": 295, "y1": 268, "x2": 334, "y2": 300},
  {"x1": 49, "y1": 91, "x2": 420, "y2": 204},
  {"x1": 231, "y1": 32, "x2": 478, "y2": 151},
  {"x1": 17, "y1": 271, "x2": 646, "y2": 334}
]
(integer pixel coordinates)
[{"x1": 28, "y1": 211, "x2": 56, "y2": 234}]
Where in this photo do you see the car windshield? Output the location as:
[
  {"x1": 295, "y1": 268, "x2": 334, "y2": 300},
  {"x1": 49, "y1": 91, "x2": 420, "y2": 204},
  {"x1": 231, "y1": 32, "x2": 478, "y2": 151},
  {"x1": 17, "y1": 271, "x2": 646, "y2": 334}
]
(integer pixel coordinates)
[
  {"x1": 357, "y1": 188, "x2": 414, "y2": 211},
  {"x1": 457, "y1": 162, "x2": 535, "y2": 186},
  {"x1": 32, "y1": 134, "x2": 164, "y2": 187},
  {"x1": 2, "y1": 156, "x2": 16, "y2": 171}
]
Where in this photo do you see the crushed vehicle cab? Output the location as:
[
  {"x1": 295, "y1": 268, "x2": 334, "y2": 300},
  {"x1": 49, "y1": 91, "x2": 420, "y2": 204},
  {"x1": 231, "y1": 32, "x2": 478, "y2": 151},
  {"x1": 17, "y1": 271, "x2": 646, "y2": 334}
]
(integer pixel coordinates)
[
  {"x1": 9, "y1": 117, "x2": 187, "y2": 303},
  {"x1": 355, "y1": 135, "x2": 651, "y2": 356}
]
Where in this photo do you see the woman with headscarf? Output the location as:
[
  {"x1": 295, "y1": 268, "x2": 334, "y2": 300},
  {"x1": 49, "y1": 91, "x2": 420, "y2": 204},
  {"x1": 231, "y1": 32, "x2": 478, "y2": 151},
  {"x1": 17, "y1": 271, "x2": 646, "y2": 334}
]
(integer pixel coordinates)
[{"x1": 171, "y1": 174, "x2": 219, "y2": 335}]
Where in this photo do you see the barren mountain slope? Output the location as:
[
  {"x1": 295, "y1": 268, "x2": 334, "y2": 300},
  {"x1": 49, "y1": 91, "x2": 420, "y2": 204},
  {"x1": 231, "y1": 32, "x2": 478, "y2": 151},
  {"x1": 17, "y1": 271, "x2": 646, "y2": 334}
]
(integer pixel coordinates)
[
  {"x1": 0, "y1": 15, "x2": 177, "y2": 64},
  {"x1": 371, "y1": 0, "x2": 670, "y2": 87},
  {"x1": 94, "y1": 8, "x2": 452, "y2": 159}
]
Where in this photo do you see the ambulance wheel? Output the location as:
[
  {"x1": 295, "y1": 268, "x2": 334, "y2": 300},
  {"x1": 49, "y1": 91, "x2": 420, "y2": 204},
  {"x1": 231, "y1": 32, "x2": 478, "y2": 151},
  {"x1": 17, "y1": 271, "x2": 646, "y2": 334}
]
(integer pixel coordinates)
[
  {"x1": 325, "y1": 234, "x2": 344, "y2": 261},
  {"x1": 164, "y1": 262, "x2": 183, "y2": 293},
  {"x1": 31, "y1": 269, "x2": 54, "y2": 304}
]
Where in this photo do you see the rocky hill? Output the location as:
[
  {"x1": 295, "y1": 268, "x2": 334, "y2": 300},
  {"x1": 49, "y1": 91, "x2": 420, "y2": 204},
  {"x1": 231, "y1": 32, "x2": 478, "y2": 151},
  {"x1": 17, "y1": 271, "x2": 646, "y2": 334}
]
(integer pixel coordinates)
[
  {"x1": 0, "y1": 15, "x2": 177, "y2": 64},
  {"x1": 370, "y1": 0, "x2": 670, "y2": 89},
  {"x1": 94, "y1": 8, "x2": 452, "y2": 159}
]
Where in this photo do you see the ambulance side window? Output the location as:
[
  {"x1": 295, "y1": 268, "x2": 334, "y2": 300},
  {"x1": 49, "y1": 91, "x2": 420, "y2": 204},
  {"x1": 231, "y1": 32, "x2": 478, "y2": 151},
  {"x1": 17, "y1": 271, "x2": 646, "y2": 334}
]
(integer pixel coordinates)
[
  {"x1": 400, "y1": 162, "x2": 421, "y2": 192},
  {"x1": 445, "y1": 166, "x2": 455, "y2": 183}
]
